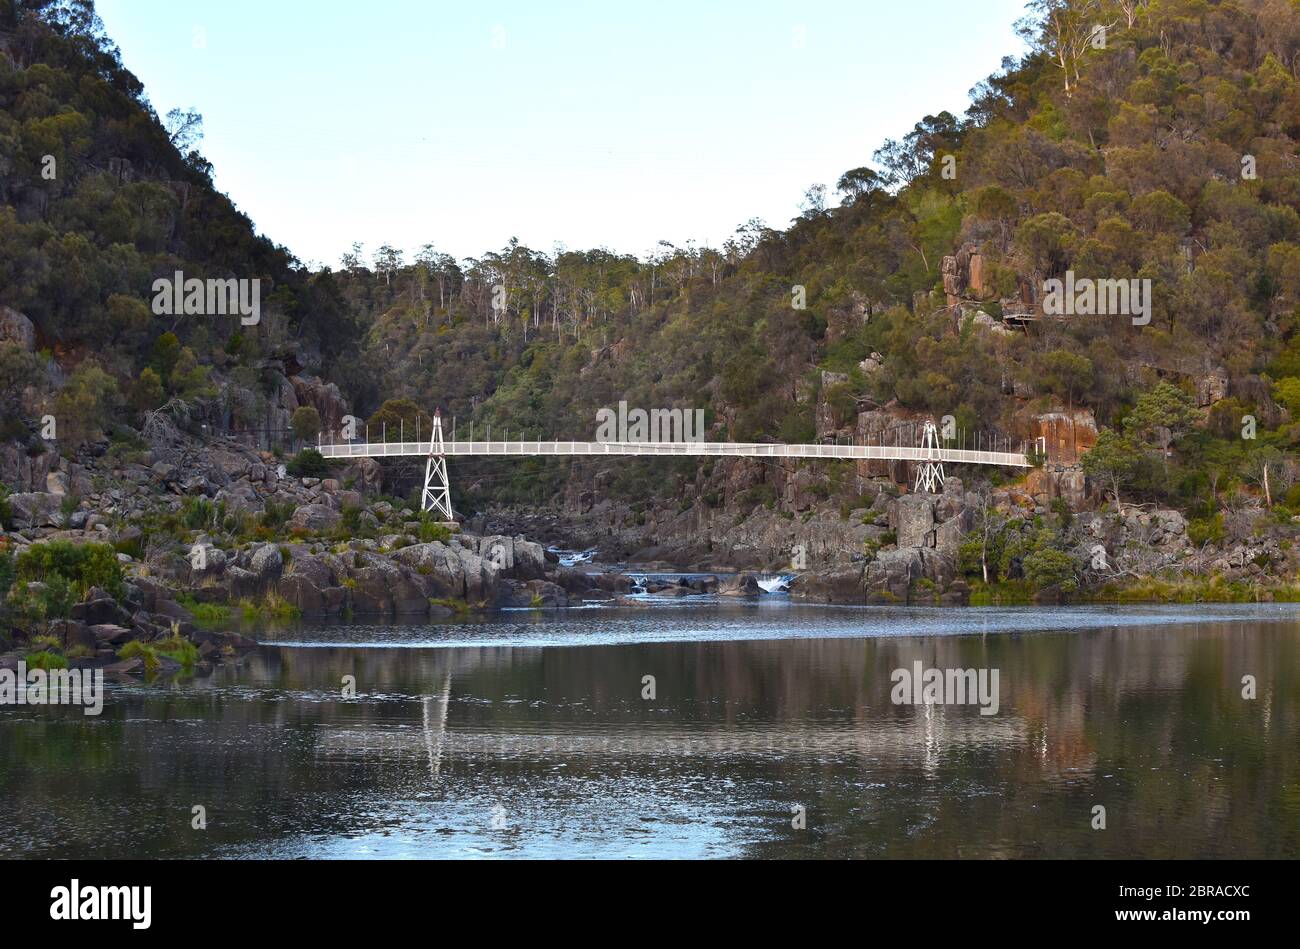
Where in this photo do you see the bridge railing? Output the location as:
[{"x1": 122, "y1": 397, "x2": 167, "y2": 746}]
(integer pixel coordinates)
[{"x1": 316, "y1": 439, "x2": 1033, "y2": 467}]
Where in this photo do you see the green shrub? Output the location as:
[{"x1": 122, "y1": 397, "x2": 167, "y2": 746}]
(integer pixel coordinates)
[
  {"x1": 181, "y1": 496, "x2": 222, "y2": 530},
  {"x1": 118, "y1": 628, "x2": 199, "y2": 674},
  {"x1": 417, "y1": 520, "x2": 451, "y2": 544},
  {"x1": 1285, "y1": 484, "x2": 1300, "y2": 510},
  {"x1": 238, "y1": 593, "x2": 301, "y2": 623},
  {"x1": 113, "y1": 532, "x2": 144, "y2": 560},
  {"x1": 31, "y1": 573, "x2": 76, "y2": 621},
  {"x1": 1049, "y1": 497, "x2": 1073, "y2": 528},
  {"x1": 958, "y1": 536, "x2": 985, "y2": 578},
  {"x1": 1187, "y1": 514, "x2": 1226, "y2": 547},
  {"x1": 1022, "y1": 548, "x2": 1078, "y2": 593},
  {"x1": 118, "y1": 640, "x2": 160, "y2": 676},
  {"x1": 24, "y1": 650, "x2": 68, "y2": 670},
  {"x1": 291, "y1": 405, "x2": 322, "y2": 443},
  {"x1": 340, "y1": 505, "x2": 366, "y2": 535},
  {"x1": 178, "y1": 596, "x2": 231, "y2": 626},
  {"x1": 968, "y1": 580, "x2": 1036, "y2": 605},
  {"x1": 0, "y1": 550, "x2": 14, "y2": 628},
  {"x1": 155, "y1": 632, "x2": 200, "y2": 668},
  {"x1": 287, "y1": 448, "x2": 330, "y2": 478},
  {"x1": 262, "y1": 501, "x2": 296, "y2": 529},
  {"x1": 429, "y1": 597, "x2": 470, "y2": 615},
  {"x1": 15, "y1": 541, "x2": 124, "y2": 599}
]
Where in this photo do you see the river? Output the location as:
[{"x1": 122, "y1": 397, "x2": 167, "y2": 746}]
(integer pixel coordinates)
[{"x1": 2, "y1": 599, "x2": 1298, "y2": 859}]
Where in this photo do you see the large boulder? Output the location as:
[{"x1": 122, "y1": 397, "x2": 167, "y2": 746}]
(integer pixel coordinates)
[
  {"x1": 1024, "y1": 464, "x2": 1091, "y2": 510},
  {"x1": 471, "y1": 535, "x2": 548, "y2": 581},
  {"x1": 188, "y1": 544, "x2": 228, "y2": 581},
  {"x1": 391, "y1": 542, "x2": 465, "y2": 599},
  {"x1": 593, "y1": 571, "x2": 632, "y2": 594},
  {"x1": 89, "y1": 624, "x2": 134, "y2": 646},
  {"x1": 863, "y1": 548, "x2": 924, "y2": 601},
  {"x1": 893, "y1": 495, "x2": 936, "y2": 549},
  {"x1": 718, "y1": 574, "x2": 762, "y2": 596},
  {"x1": 478, "y1": 535, "x2": 515, "y2": 570},
  {"x1": 1149, "y1": 510, "x2": 1188, "y2": 547},
  {"x1": 552, "y1": 567, "x2": 595, "y2": 594},
  {"x1": 919, "y1": 548, "x2": 957, "y2": 588},
  {"x1": 493, "y1": 579, "x2": 569, "y2": 608},
  {"x1": 7, "y1": 492, "x2": 63, "y2": 529},
  {"x1": 935, "y1": 517, "x2": 967, "y2": 554},
  {"x1": 127, "y1": 576, "x2": 169, "y2": 613},
  {"x1": 223, "y1": 566, "x2": 261, "y2": 599},
  {"x1": 71, "y1": 592, "x2": 132, "y2": 627},
  {"x1": 45, "y1": 470, "x2": 69, "y2": 496},
  {"x1": 215, "y1": 480, "x2": 259, "y2": 512},
  {"x1": 152, "y1": 598, "x2": 194, "y2": 624},
  {"x1": 347, "y1": 565, "x2": 394, "y2": 615},
  {"x1": 55, "y1": 619, "x2": 94, "y2": 651},
  {"x1": 525, "y1": 579, "x2": 567, "y2": 607},
  {"x1": 789, "y1": 567, "x2": 866, "y2": 604},
  {"x1": 290, "y1": 504, "x2": 341, "y2": 533},
  {"x1": 933, "y1": 495, "x2": 972, "y2": 554},
  {"x1": 347, "y1": 556, "x2": 430, "y2": 616},
  {"x1": 339, "y1": 458, "x2": 383, "y2": 494},
  {"x1": 276, "y1": 551, "x2": 343, "y2": 614},
  {"x1": 277, "y1": 574, "x2": 325, "y2": 614},
  {"x1": 285, "y1": 553, "x2": 338, "y2": 590},
  {"x1": 454, "y1": 547, "x2": 499, "y2": 603},
  {"x1": 968, "y1": 310, "x2": 1014, "y2": 337},
  {"x1": 513, "y1": 538, "x2": 547, "y2": 580},
  {"x1": 0, "y1": 445, "x2": 57, "y2": 494},
  {"x1": 276, "y1": 550, "x2": 348, "y2": 615},
  {"x1": 248, "y1": 544, "x2": 284, "y2": 585}
]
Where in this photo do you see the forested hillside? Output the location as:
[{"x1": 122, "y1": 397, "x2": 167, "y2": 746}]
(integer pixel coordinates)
[
  {"x1": 4, "y1": 0, "x2": 1300, "y2": 527},
  {"x1": 0, "y1": 0, "x2": 364, "y2": 452}
]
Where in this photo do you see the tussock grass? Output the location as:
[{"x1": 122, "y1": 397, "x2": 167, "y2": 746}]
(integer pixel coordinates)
[{"x1": 238, "y1": 592, "x2": 301, "y2": 623}]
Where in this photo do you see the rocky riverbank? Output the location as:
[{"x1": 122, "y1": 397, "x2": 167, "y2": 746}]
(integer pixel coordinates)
[
  {"x1": 475, "y1": 463, "x2": 1300, "y2": 605},
  {"x1": 0, "y1": 431, "x2": 638, "y2": 677}
]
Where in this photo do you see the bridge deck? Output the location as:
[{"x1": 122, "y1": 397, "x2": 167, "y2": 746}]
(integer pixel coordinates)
[{"x1": 317, "y1": 440, "x2": 1032, "y2": 468}]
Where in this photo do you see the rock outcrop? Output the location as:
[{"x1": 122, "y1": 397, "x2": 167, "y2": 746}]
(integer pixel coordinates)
[{"x1": 0, "y1": 305, "x2": 36, "y2": 350}]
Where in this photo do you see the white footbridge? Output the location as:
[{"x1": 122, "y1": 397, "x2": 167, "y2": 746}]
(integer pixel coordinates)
[{"x1": 317, "y1": 414, "x2": 1040, "y2": 518}]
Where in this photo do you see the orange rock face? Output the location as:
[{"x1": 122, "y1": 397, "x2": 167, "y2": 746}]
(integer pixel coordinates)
[{"x1": 1033, "y1": 410, "x2": 1098, "y2": 464}]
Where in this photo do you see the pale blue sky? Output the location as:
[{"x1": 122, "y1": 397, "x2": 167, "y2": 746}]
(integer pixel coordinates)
[{"x1": 96, "y1": 0, "x2": 1029, "y2": 269}]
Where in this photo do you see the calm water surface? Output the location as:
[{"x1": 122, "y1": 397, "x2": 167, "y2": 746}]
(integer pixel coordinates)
[{"x1": 2, "y1": 600, "x2": 1298, "y2": 859}]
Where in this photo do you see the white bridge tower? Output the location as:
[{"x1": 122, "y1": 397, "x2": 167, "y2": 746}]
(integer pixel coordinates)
[
  {"x1": 915, "y1": 420, "x2": 945, "y2": 494},
  {"x1": 421, "y1": 410, "x2": 454, "y2": 520}
]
